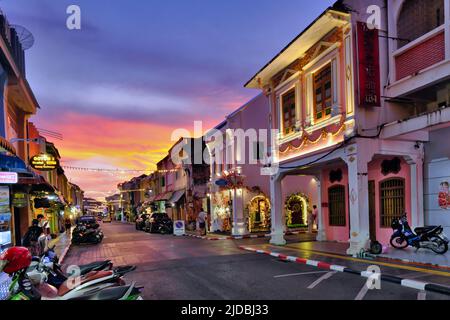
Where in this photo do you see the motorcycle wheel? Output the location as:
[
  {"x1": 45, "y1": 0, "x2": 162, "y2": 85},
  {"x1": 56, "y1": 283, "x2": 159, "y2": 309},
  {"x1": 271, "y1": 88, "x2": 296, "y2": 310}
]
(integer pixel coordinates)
[
  {"x1": 431, "y1": 238, "x2": 448, "y2": 254},
  {"x1": 390, "y1": 236, "x2": 408, "y2": 249}
]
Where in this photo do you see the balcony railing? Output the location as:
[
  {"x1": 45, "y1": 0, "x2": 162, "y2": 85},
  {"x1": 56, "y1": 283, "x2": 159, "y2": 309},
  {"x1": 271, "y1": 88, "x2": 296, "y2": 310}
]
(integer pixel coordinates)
[{"x1": 394, "y1": 26, "x2": 445, "y2": 81}]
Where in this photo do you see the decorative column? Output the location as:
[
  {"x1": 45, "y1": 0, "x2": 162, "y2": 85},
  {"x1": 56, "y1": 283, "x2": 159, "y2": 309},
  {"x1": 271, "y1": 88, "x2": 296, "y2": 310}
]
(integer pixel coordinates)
[
  {"x1": 232, "y1": 188, "x2": 247, "y2": 236},
  {"x1": 344, "y1": 143, "x2": 371, "y2": 255},
  {"x1": 313, "y1": 174, "x2": 326, "y2": 241},
  {"x1": 270, "y1": 173, "x2": 286, "y2": 245}
]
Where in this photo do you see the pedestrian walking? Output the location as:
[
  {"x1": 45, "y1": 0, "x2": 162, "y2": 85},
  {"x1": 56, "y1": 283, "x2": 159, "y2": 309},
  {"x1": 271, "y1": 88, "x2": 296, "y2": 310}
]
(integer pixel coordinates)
[
  {"x1": 197, "y1": 208, "x2": 208, "y2": 236},
  {"x1": 64, "y1": 217, "x2": 72, "y2": 234}
]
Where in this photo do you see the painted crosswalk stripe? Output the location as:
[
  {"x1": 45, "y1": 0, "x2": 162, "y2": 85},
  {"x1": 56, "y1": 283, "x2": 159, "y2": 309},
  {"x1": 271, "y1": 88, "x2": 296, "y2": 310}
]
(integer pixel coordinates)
[
  {"x1": 274, "y1": 271, "x2": 329, "y2": 278},
  {"x1": 355, "y1": 284, "x2": 369, "y2": 300},
  {"x1": 417, "y1": 291, "x2": 427, "y2": 300},
  {"x1": 307, "y1": 271, "x2": 337, "y2": 289}
]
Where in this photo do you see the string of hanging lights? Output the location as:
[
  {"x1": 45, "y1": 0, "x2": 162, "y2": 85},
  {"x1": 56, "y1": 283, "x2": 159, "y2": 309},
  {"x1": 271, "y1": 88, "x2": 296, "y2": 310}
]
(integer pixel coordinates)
[{"x1": 61, "y1": 166, "x2": 181, "y2": 174}]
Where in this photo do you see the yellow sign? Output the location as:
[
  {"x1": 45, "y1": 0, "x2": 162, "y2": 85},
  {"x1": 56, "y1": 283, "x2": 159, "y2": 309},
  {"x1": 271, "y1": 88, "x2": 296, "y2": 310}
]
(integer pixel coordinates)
[{"x1": 30, "y1": 153, "x2": 59, "y2": 171}]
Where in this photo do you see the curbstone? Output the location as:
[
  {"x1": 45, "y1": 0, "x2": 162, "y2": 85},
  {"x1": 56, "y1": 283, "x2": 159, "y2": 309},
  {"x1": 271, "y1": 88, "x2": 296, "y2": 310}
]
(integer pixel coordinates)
[{"x1": 239, "y1": 245, "x2": 450, "y2": 297}]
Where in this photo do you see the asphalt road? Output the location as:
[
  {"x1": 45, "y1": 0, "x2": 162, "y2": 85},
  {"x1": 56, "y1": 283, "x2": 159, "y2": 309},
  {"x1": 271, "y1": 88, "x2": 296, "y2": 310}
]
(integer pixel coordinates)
[{"x1": 63, "y1": 222, "x2": 450, "y2": 300}]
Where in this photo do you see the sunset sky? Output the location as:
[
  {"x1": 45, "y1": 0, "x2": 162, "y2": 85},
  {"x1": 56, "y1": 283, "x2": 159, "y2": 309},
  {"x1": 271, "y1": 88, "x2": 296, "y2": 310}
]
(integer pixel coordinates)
[{"x1": 2, "y1": 0, "x2": 334, "y2": 199}]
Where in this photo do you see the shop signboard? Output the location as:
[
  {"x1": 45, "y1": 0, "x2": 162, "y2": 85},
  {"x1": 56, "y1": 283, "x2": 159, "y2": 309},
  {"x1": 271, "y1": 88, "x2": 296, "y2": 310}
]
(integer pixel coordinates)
[
  {"x1": 215, "y1": 179, "x2": 228, "y2": 187},
  {"x1": 0, "y1": 187, "x2": 10, "y2": 214},
  {"x1": 30, "y1": 153, "x2": 59, "y2": 171},
  {"x1": 173, "y1": 220, "x2": 185, "y2": 236},
  {"x1": 0, "y1": 186, "x2": 11, "y2": 248},
  {"x1": 12, "y1": 192, "x2": 28, "y2": 208},
  {"x1": 0, "y1": 172, "x2": 18, "y2": 184},
  {"x1": 356, "y1": 21, "x2": 381, "y2": 108}
]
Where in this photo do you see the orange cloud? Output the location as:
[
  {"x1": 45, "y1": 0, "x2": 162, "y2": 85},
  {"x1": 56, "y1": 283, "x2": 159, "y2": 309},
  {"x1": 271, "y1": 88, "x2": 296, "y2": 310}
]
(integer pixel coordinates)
[{"x1": 32, "y1": 112, "x2": 222, "y2": 199}]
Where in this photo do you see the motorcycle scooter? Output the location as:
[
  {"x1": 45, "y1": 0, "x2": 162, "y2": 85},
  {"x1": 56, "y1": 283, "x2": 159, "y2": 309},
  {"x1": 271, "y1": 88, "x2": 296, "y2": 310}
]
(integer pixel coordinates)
[
  {"x1": 26, "y1": 259, "x2": 136, "y2": 300},
  {"x1": 390, "y1": 215, "x2": 449, "y2": 254},
  {"x1": 7, "y1": 269, "x2": 142, "y2": 300}
]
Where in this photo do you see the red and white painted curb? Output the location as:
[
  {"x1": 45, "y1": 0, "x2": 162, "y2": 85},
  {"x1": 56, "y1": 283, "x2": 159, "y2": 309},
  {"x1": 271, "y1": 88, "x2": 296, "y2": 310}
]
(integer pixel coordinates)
[
  {"x1": 239, "y1": 246, "x2": 450, "y2": 296},
  {"x1": 183, "y1": 230, "x2": 308, "y2": 241}
]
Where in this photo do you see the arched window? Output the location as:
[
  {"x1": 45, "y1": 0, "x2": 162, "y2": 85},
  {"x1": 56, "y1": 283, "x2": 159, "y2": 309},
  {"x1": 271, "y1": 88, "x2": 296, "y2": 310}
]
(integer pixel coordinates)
[
  {"x1": 379, "y1": 178, "x2": 405, "y2": 228},
  {"x1": 328, "y1": 185, "x2": 346, "y2": 226},
  {"x1": 397, "y1": 0, "x2": 445, "y2": 48}
]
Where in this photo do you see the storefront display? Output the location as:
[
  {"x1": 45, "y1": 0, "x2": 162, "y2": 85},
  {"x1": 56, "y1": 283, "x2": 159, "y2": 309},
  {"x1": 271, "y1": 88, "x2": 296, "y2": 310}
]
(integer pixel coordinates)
[
  {"x1": 285, "y1": 193, "x2": 311, "y2": 229},
  {"x1": 246, "y1": 195, "x2": 271, "y2": 233},
  {"x1": 211, "y1": 191, "x2": 232, "y2": 233},
  {"x1": 0, "y1": 186, "x2": 12, "y2": 249}
]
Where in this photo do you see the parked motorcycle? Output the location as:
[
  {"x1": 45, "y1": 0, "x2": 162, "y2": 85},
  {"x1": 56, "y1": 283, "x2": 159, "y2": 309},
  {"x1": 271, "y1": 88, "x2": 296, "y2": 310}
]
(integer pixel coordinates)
[
  {"x1": 72, "y1": 225, "x2": 104, "y2": 245},
  {"x1": 390, "y1": 215, "x2": 449, "y2": 254},
  {"x1": 1, "y1": 247, "x2": 143, "y2": 300},
  {"x1": 145, "y1": 212, "x2": 173, "y2": 234},
  {"x1": 135, "y1": 214, "x2": 150, "y2": 231}
]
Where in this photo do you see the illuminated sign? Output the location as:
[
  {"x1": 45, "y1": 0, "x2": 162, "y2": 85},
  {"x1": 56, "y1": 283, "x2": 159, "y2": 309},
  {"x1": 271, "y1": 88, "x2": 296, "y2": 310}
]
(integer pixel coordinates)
[
  {"x1": 0, "y1": 172, "x2": 18, "y2": 184},
  {"x1": 30, "y1": 153, "x2": 59, "y2": 171},
  {"x1": 12, "y1": 193, "x2": 27, "y2": 208}
]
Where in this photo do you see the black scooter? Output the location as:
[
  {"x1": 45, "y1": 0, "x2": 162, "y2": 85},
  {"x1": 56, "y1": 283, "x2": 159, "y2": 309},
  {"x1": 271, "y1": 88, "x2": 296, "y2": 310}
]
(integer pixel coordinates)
[
  {"x1": 72, "y1": 225, "x2": 104, "y2": 245},
  {"x1": 142, "y1": 213, "x2": 173, "y2": 234},
  {"x1": 390, "y1": 215, "x2": 449, "y2": 254}
]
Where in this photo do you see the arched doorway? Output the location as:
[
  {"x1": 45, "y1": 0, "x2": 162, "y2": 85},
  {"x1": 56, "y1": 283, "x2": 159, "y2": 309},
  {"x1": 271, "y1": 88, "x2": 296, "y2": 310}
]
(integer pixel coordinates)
[
  {"x1": 285, "y1": 193, "x2": 311, "y2": 229},
  {"x1": 246, "y1": 195, "x2": 271, "y2": 233}
]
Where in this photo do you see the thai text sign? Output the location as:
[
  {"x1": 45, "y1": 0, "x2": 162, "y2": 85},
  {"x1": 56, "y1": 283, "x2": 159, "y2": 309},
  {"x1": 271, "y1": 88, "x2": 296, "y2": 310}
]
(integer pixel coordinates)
[{"x1": 357, "y1": 21, "x2": 381, "y2": 107}]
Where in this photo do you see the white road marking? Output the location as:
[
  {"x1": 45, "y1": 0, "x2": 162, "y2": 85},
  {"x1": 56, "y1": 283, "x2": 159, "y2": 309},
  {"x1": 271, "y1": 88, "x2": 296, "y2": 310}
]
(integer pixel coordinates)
[
  {"x1": 307, "y1": 271, "x2": 337, "y2": 289},
  {"x1": 274, "y1": 271, "x2": 330, "y2": 278},
  {"x1": 355, "y1": 284, "x2": 369, "y2": 300},
  {"x1": 417, "y1": 291, "x2": 427, "y2": 300}
]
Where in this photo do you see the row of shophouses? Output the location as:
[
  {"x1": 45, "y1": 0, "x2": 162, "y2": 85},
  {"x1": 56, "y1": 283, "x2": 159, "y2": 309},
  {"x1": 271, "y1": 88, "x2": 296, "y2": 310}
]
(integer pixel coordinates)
[
  {"x1": 112, "y1": 0, "x2": 450, "y2": 254},
  {"x1": 0, "y1": 10, "x2": 84, "y2": 251}
]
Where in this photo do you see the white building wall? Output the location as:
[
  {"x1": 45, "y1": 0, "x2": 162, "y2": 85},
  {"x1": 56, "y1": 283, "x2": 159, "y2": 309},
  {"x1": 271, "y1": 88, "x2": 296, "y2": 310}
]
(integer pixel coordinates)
[{"x1": 424, "y1": 126, "x2": 450, "y2": 235}]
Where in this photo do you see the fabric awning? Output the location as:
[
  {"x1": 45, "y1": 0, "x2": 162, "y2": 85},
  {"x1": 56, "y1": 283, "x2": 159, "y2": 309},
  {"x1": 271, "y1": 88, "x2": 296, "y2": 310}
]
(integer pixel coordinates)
[
  {"x1": 154, "y1": 192, "x2": 173, "y2": 201},
  {"x1": 169, "y1": 190, "x2": 185, "y2": 204},
  {"x1": 0, "y1": 154, "x2": 29, "y2": 174},
  {"x1": 29, "y1": 176, "x2": 55, "y2": 193}
]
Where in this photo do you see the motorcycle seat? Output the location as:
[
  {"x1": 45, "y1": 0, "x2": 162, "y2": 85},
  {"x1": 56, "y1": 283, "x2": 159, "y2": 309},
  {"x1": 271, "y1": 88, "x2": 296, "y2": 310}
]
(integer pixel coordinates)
[
  {"x1": 79, "y1": 261, "x2": 112, "y2": 276},
  {"x1": 414, "y1": 226, "x2": 438, "y2": 234},
  {"x1": 71, "y1": 285, "x2": 132, "y2": 301},
  {"x1": 58, "y1": 270, "x2": 114, "y2": 296}
]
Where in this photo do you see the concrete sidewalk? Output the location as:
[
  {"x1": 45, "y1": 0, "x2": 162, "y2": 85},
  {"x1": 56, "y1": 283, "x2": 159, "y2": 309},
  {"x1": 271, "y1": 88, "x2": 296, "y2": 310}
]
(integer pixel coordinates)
[
  {"x1": 379, "y1": 247, "x2": 450, "y2": 269},
  {"x1": 285, "y1": 240, "x2": 450, "y2": 270},
  {"x1": 48, "y1": 229, "x2": 73, "y2": 263}
]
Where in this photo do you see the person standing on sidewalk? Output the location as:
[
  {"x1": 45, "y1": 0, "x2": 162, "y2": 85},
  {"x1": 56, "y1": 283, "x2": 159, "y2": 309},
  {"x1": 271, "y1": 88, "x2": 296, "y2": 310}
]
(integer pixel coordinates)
[
  {"x1": 64, "y1": 217, "x2": 72, "y2": 234},
  {"x1": 197, "y1": 208, "x2": 208, "y2": 236},
  {"x1": 37, "y1": 214, "x2": 51, "y2": 240},
  {"x1": 312, "y1": 205, "x2": 318, "y2": 231}
]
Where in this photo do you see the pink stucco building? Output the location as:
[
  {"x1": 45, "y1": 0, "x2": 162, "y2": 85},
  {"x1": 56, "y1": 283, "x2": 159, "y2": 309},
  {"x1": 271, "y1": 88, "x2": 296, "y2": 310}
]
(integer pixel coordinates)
[{"x1": 243, "y1": 0, "x2": 450, "y2": 254}]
